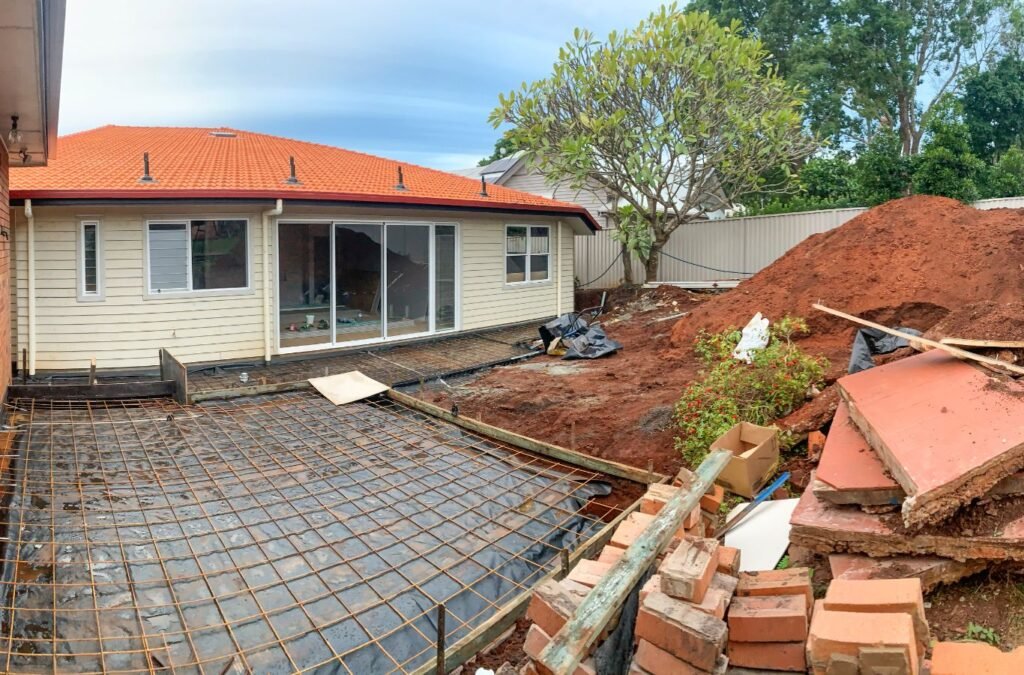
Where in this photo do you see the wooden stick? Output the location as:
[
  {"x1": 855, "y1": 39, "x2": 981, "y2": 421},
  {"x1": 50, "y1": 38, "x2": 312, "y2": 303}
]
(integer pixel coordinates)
[
  {"x1": 940, "y1": 337, "x2": 1024, "y2": 349},
  {"x1": 388, "y1": 389, "x2": 667, "y2": 485},
  {"x1": 536, "y1": 450, "x2": 733, "y2": 675},
  {"x1": 813, "y1": 303, "x2": 1024, "y2": 377}
]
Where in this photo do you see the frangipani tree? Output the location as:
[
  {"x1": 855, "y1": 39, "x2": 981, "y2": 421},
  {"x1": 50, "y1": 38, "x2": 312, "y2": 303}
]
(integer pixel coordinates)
[{"x1": 490, "y1": 6, "x2": 817, "y2": 283}]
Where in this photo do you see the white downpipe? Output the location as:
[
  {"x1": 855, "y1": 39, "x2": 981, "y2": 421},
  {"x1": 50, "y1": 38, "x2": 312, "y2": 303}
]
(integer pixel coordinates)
[
  {"x1": 25, "y1": 199, "x2": 35, "y2": 376},
  {"x1": 556, "y1": 221, "x2": 563, "y2": 315},
  {"x1": 261, "y1": 199, "x2": 284, "y2": 364}
]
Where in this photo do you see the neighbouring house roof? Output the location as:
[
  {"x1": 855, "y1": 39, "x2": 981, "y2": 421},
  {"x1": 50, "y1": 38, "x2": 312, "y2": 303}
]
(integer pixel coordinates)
[
  {"x1": 456, "y1": 151, "x2": 736, "y2": 218},
  {"x1": 450, "y1": 153, "x2": 523, "y2": 182},
  {"x1": 9, "y1": 126, "x2": 599, "y2": 231}
]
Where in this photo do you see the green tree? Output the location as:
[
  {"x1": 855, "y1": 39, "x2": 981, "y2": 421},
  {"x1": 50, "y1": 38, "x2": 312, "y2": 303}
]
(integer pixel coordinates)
[
  {"x1": 912, "y1": 96, "x2": 985, "y2": 201},
  {"x1": 477, "y1": 132, "x2": 519, "y2": 166},
  {"x1": 694, "y1": 0, "x2": 1010, "y2": 154},
  {"x1": 854, "y1": 130, "x2": 913, "y2": 205},
  {"x1": 981, "y1": 145, "x2": 1024, "y2": 197},
  {"x1": 491, "y1": 7, "x2": 816, "y2": 282},
  {"x1": 961, "y1": 56, "x2": 1024, "y2": 161},
  {"x1": 799, "y1": 154, "x2": 858, "y2": 203}
]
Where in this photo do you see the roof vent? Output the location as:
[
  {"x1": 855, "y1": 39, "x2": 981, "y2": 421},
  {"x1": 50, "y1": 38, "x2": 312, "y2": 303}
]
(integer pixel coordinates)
[
  {"x1": 139, "y1": 152, "x2": 156, "y2": 183},
  {"x1": 479, "y1": 175, "x2": 488, "y2": 197},
  {"x1": 285, "y1": 156, "x2": 301, "y2": 185},
  {"x1": 209, "y1": 131, "x2": 237, "y2": 138},
  {"x1": 394, "y1": 166, "x2": 407, "y2": 191}
]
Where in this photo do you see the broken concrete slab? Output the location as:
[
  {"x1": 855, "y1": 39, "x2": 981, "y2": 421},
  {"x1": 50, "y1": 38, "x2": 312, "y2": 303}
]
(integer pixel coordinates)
[
  {"x1": 837, "y1": 350, "x2": 1024, "y2": 528},
  {"x1": 814, "y1": 400, "x2": 903, "y2": 506},
  {"x1": 827, "y1": 554, "x2": 986, "y2": 593},
  {"x1": 790, "y1": 477, "x2": 1024, "y2": 561},
  {"x1": 815, "y1": 401, "x2": 1024, "y2": 507}
]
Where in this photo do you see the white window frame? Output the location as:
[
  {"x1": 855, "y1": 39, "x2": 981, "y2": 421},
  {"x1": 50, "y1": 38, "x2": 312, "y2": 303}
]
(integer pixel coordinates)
[
  {"x1": 504, "y1": 224, "x2": 551, "y2": 285},
  {"x1": 77, "y1": 219, "x2": 104, "y2": 302},
  {"x1": 144, "y1": 218, "x2": 252, "y2": 298}
]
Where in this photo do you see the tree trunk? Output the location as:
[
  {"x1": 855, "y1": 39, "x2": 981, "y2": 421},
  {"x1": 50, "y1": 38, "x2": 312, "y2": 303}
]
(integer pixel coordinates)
[
  {"x1": 644, "y1": 243, "x2": 662, "y2": 283},
  {"x1": 620, "y1": 240, "x2": 634, "y2": 286}
]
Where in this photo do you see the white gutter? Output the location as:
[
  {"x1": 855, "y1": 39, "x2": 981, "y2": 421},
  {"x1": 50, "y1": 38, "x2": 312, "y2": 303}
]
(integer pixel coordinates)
[
  {"x1": 25, "y1": 199, "x2": 35, "y2": 376},
  {"x1": 556, "y1": 221, "x2": 563, "y2": 315},
  {"x1": 261, "y1": 199, "x2": 283, "y2": 364}
]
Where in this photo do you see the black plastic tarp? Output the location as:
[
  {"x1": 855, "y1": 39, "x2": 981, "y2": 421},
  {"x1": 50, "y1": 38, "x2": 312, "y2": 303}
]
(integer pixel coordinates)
[{"x1": 848, "y1": 326, "x2": 923, "y2": 373}]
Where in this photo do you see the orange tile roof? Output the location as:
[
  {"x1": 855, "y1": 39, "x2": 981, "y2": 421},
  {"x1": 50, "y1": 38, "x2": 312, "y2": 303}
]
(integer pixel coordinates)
[{"x1": 10, "y1": 125, "x2": 598, "y2": 229}]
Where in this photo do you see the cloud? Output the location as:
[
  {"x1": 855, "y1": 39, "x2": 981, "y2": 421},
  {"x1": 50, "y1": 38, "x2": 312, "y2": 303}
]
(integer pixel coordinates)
[{"x1": 59, "y1": 0, "x2": 666, "y2": 168}]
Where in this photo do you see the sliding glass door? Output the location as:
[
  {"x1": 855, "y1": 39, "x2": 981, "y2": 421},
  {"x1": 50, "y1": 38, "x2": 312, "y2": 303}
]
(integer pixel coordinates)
[
  {"x1": 279, "y1": 222, "x2": 457, "y2": 351},
  {"x1": 334, "y1": 224, "x2": 384, "y2": 342}
]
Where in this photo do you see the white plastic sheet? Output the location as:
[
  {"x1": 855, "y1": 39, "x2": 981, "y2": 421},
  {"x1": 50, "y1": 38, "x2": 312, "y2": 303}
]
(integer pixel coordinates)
[{"x1": 732, "y1": 312, "x2": 770, "y2": 363}]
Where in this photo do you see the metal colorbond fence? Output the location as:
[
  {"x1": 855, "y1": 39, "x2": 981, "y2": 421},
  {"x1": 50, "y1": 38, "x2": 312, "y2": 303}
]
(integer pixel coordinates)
[{"x1": 575, "y1": 197, "x2": 1024, "y2": 287}]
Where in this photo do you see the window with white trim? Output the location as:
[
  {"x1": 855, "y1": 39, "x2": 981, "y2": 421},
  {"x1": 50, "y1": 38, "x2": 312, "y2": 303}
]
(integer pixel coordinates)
[
  {"x1": 78, "y1": 220, "x2": 102, "y2": 300},
  {"x1": 505, "y1": 225, "x2": 550, "y2": 284},
  {"x1": 147, "y1": 219, "x2": 248, "y2": 293}
]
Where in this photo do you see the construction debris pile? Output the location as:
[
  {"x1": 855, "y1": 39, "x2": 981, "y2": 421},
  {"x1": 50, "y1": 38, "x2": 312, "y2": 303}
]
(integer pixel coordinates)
[
  {"x1": 519, "y1": 474, "x2": 1004, "y2": 674},
  {"x1": 791, "y1": 347, "x2": 1024, "y2": 571}
]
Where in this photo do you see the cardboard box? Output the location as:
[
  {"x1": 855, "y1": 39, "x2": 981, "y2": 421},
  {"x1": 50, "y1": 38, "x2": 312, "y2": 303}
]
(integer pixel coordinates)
[{"x1": 711, "y1": 422, "x2": 779, "y2": 498}]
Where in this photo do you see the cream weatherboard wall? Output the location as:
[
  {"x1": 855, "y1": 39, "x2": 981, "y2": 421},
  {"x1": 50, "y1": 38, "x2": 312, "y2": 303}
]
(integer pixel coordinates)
[{"x1": 11, "y1": 204, "x2": 578, "y2": 371}]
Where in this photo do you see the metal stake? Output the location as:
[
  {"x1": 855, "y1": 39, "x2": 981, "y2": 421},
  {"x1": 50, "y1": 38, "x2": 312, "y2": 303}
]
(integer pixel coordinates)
[{"x1": 436, "y1": 603, "x2": 446, "y2": 675}]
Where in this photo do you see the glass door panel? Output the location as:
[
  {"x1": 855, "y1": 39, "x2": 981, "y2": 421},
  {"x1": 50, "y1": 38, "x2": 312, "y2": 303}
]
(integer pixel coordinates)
[
  {"x1": 278, "y1": 223, "x2": 331, "y2": 349},
  {"x1": 434, "y1": 225, "x2": 456, "y2": 331},
  {"x1": 334, "y1": 224, "x2": 383, "y2": 343},
  {"x1": 385, "y1": 224, "x2": 431, "y2": 338}
]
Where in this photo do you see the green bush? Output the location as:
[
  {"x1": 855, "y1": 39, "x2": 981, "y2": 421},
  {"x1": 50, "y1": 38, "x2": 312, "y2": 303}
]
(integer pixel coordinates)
[{"x1": 674, "y1": 317, "x2": 828, "y2": 468}]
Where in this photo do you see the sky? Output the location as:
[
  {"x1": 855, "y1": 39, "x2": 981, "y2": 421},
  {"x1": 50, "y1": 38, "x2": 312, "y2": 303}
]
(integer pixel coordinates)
[{"x1": 59, "y1": 0, "x2": 667, "y2": 170}]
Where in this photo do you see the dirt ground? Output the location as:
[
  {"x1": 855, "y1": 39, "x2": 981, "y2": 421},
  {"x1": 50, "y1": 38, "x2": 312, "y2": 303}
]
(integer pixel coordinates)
[{"x1": 419, "y1": 285, "x2": 712, "y2": 478}]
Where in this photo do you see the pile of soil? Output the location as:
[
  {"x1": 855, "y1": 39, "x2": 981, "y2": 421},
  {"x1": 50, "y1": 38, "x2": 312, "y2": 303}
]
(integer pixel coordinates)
[
  {"x1": 670, "y1": 196, "x2": 1024, "y2": 372},
  {"x1": 924, "y1": 301, "x2": 1024, "y2": 343}
]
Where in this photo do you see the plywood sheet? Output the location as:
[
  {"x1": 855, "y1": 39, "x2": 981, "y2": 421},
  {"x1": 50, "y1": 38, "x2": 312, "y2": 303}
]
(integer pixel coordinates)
[{"x1": 308, "y1": 370, "x2": 389, "y2": 405}]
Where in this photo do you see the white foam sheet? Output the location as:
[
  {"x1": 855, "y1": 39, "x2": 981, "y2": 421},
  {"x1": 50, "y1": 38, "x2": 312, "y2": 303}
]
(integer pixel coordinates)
[
  {"x1": 308, "y1": 370, "x2": 390, "y2": 405},
  {"x1": 723, "y1": 498, "x2": 800, "y2": 572}
]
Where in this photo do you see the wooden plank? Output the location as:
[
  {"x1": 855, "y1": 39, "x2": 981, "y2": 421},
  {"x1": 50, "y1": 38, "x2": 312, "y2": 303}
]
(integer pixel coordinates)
[
  {"x1": 7, "y1": 381, "x2": 175, "y2": 401},
  {"x1": 940, "y1": 337, "x2": 1024, "y2": 349},
  {"x1": 189, "y1": 380, "x2": 312, "y2": 403},
  {"x1": 387, "y1": 389, "x2": 665, "y2": 485},
  {"x1": 812, "y1": 303, "x2": 1024, "y2": 376},
  {"x1": 536, "y1": 450, "x2": 733, "y2": 675},
  {"x1": 159, "y1": 348, "x2": 189, "y2": 405},
  {"x1": 410, "y1": 495, "x2": 642, "y2": 675}
]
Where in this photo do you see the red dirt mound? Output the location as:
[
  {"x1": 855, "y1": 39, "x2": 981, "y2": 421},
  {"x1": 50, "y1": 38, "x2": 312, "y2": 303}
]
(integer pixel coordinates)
[{"x1": 670, "y1": 196, "x2": 1024, "y2": 368}]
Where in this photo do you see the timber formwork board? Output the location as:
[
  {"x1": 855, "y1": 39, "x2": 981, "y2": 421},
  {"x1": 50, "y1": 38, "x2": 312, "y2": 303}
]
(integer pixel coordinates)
[{"x1": 0, "y1": 390, "x2": 632, "y2": 674}]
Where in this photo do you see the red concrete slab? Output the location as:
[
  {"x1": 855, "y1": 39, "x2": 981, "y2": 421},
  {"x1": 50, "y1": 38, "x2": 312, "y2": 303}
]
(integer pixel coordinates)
[
  {"x1": 814, "y1": 403, "x2": 1024, "y2": 506},
  {"x1": 837, "y1": 350, "x2": 1024, "y2": 527},
  {"x1": 789, "y1": 474, "x2": 1024, "y2": 561},
  {"x1": 815, "y1": 400, "x2": 903, "y2": 506}
]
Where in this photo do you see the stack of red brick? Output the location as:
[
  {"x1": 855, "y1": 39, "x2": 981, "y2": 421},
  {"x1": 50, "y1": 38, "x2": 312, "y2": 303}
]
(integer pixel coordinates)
[
  {"x1": 520, "y1": 477, "x2": 729, "y2": 675},
  {"x1": 725, "y1": 568, "x2": 813, "y2": 671},
  {"x1": 807, "y1": 577, "x2": 929, "y2": 674}
]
